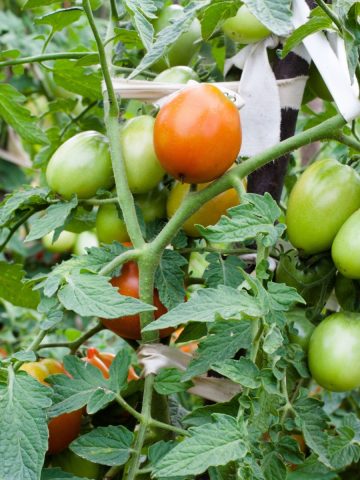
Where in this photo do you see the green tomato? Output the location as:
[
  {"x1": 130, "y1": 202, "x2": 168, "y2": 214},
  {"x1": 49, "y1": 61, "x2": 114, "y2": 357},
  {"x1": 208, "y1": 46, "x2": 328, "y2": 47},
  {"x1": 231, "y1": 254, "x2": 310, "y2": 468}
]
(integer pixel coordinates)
[
  {"x1": 51, "y1": 449, "x2": 102, "y2": 479},
  {"x1": 42, "y1": 230, "x2": 77, "y2": 253},
  {"x1": 275, "y1": 250, "x2": 336, "y2": 306},
  {"x1": 332, "y1": 208, "x2": 360, "y2": 279},
  {"x1": 286, "y1": 158, "x2": 360, "y2": 255},
  {"x1": 308, "y1": 63, "x2": 333, "y2": 102},
  {"x1": 154, "y1": 66, "x2": 200, "y2": 84},
  {"x1": 96, "y1": 203, "x2": 130, "y2": 244},
  {"x1": 46, "y1": 131, "x2": 114, "y2": 200},
  {"x1": 335, "y1": 274, "x2": 360, "y2": 312},
  {"x1": 153, "y1": 5, "x2": 201, "y2": 72},
  {"x1": 73, "y1": 231, "x2": 99, "y2": 255},
  {"x1": 121, "y1": 116, "x2": 165, "y2": 194},
  {"x1": 134, "y1": 185, "x2": 168, "y2": 223},
  {"x1": 286, "y1": 307, "x2": 315, "y2": 351},
  {"x1": 308, "y1": 312, "x2": 360, "y2": 391},
  {"x1": 222, "y1": 5, "x2": 271, "y2": 44}
]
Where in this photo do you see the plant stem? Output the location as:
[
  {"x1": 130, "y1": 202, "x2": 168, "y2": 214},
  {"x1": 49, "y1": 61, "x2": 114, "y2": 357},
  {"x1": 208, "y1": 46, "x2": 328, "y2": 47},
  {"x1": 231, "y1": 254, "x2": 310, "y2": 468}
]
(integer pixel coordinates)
[
  {"x1": 98, "y1": 248, "x2": 140, "y2": 276},
  {"x1": 315, "y1": 0, "x2": 343, "y2": 31},
  {"x1": 0, "y1": 209, "x2": 34, "y2": 252},
  {"x1": 328, "y1": 133, "x2": 360, "y2": 151},
  {"x1": 104, "y1": 465, "x2": 122, "y2": 480},
  {"x1": 0, "y1": 52, "x2": 98, "y2": 68},
  {"x1": 13, "y1": 329, "x2": 47, "y2": 371},
  {"x1": 82, "y1": 197, "x2": 118, "y2": 205}
]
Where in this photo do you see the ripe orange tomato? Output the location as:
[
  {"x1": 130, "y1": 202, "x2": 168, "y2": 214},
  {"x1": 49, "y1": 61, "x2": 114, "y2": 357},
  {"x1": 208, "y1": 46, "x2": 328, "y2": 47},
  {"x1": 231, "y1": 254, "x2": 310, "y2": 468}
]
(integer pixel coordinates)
[
  {"x1": 84, "y1": 347, "x2": 139, "y2": 382},
  {"x1": 102, "y1": 261, "x2": 172, "y2": 340},
  {"x1": 167, "y1": 182, "x2": 240, "y2": 237},
  {"x1": 154, "y1": 84, "x2": 242, "y2": 183}
]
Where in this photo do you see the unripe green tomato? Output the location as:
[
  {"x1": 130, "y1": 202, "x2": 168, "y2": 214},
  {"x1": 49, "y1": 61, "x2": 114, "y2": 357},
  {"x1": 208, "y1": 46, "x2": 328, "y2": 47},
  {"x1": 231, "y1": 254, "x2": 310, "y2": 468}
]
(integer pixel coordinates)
[
  {"x1": 153, "y1": 5, "x2": 202, "y2": 72},
  {"x1": 335, "y1": 274, "x2": 360, "y2": 312},
  {"x1": 286, "y1": 158, "x2": 360, "y2": 254},
  {"x1": 121, "y1": 116, "x2": 165, "y2": 194},
  {"x1": 332, "y1": 209, "x2": 360, "y2": 279},
  {"x1": 286, "y1": 308, "x2": 315, "y2": 351},
  {"x1": 275, "y1": 250, "x2": 336, "y2": 306},
  {"x1": 96, "y1": 203, "x2": 130, "y2": 244},
  {"x1": 154, "y1": 66, "x2": 200, "y2": 84},
  {"x1": 308, "y1": 63, "x2": 333, "y2": 102},
  {"x1": 134, "y1": 185, "x2": 168, "y2": 223},
  {"x1": 73, "y1": 231, "x2": 99, "y2": 255},
  {"x1": 42, "y1": 231, "x2": 77, "y2": 253},
  {"x1": 51, "y1": 449, "x2": 102, "y2": 479},
  {"x1": 46, "y1": 131, "x2": 114, "y2": 200},
  {"x1": 308, "y1": 312, "x2": 360, "y2": 391},
  {"x1": 222, "y1": 5, "x2": 271, "y2": 44}
]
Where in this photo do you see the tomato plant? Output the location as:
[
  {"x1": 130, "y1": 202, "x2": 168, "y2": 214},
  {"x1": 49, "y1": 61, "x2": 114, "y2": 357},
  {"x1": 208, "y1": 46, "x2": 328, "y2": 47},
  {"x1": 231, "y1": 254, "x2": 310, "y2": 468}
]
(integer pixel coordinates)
[
  {"x1": 84, "y1": 347, "x2": 139, "y2": 381},
  {"x1": 96, "y1": 203, "x2": 130, "y2": 244},
  {"x1": 134, "y1": 185, "x2": 168, "y2": 223},
  {"x1": 167, "y1": 182, "x2": 240, "y2": 237},
  {"x1": 102, "y1": 261, "x2": 172, "y2": 340},
  {"x1": 332, "y1": 208, "x2": 360, "y2": 279},
  {"x1": 46, "y1": 131, "x2": 114, "y2": 200},
  {"x1": 286, "y1": 308, "x2": 315, "y2": 351},
  {"x1": 286, "y1": 158, "x2": 360, "y2": 254},
  {"x1": 335, "y1": 274, "x2": 360, "y2": 311},
  {"x1": 42, "y1": 230, "x2": 77, "y2": 253},
  {"x1": 51, "y1": 449, "x2": 102, "y2": 480},
  {"x1": 154, "y1": 66, "x2": 200, "y2": 83},
  {"x1": 308, "y1": 312, "x2": 360, "y2": 392},
  {"x1": 154, "y1": 84, "x2": 242, "y2": 183},
  {"x1": 222, "y1": 5, "x2": 271, "y2": 44}
]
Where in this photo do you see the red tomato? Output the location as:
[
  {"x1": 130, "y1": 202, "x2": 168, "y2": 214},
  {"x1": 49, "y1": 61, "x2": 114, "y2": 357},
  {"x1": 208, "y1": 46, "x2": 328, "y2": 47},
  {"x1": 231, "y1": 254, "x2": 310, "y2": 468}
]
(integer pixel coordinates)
[
  {"x1": 102, "y1": 261, "x2": 172, "y2": 340},
  {"x1": 153, "y1": 84, "x2": 242, "y2": 183}
]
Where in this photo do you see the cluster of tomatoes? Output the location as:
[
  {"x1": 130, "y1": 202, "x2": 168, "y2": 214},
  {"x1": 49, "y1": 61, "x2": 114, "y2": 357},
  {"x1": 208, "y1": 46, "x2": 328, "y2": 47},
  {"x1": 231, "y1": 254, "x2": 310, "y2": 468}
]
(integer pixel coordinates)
[{"x1": 283, "y1": 158, "x2": 360, "y2": 392}]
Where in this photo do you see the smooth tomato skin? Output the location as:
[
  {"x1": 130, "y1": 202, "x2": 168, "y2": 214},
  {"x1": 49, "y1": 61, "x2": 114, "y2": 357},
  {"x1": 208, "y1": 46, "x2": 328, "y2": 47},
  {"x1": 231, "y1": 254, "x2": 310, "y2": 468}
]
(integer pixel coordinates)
[
  {"x1": 154, "y1": 66, "x2": 200, "y2": 84},
  {"x1": 167, "y1": 182, "x2": 239, "y2": 237},
  {"x1": 73, "y1": 231, "x2": 99, "y2": 256},
  {"x1": 51, "y1": 449, "x2": 102, "y2": 479},
  {"x1": 42, "y1": 230, "x2": 77, "y2": 254},
  {"x1": 332, "y1": 209, "x2": 360, "y2": 279},
  {"x1": 47, "y1": 411, "x2": 82, "y2": 455},
  {"x1": 134, "y1": 185, "x2": 168, "y2": 223},
  {"x1": 286, "y1": 158, "x2": 360, "y2": 254},
  {"x1": 222, "y1": 5, "x2": 271, "y2": 44},
  {"x1": 286, "y1": 308, "x2": 315, "y2": 351},
  {"x1": 154, "y1": 84, "x2": 242, "y2": 184},
  {"x1": 275, "y1": 250, "x2": 336, "y2": 306},
  {"x1": 335, "y1": 274, "x2": 360, "y2": 312},
  {"x1": 153, "y1": 5, "x2": 201, "y2": 72},
  {"x1": 96, "y1": 203, "x2": 130, "y2": 244},
  {"x1": 46, "y1": 131, "x2": 114, "y2": 200},
  {"x1": 308, "y1": 312, "x2": 360, "y2": 392},
  {"x1": 102, "y1": 261, "x2": 171, "y2": 340},
  {"x1": 121, "y1": 116, "x2": 165, "y2": 194},
  {"x1": 20, "y1": 362, "x2": 50, "y2": 384}
]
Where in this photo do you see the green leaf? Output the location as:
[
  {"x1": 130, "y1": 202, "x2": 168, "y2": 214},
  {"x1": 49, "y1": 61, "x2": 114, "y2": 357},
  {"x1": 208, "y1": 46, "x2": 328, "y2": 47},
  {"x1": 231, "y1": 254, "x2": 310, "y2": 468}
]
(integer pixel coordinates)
[
  {"x1": 183, "y1": 319, "x2": 253, "y2": 380},
  {"x1": 154, "y1": 415, "x2": 248, "y2": 477},
  {"x1": 123, "y1": 0, "x2": 157, "y2": 50},
  {"x1": 113, "y1": 27, "x2": 143, "y2": 48},
  {"x1": 0, "y1": 371, "x2": 52, "y2": 480},
  {"x1": 204, "y1": 254, "x2": 245, "y2": 288},
  {"x1": 57, "y1": 272, "x2": 154, "y2": 318},
  {"x1": 25, "y1": 0, "x2": 63, "y2": 7},
  {"x1": 143, "y1": 285, "x2": 264, "y2": 332},
  {"x1": 243, "y1": 0, "x2": 293, "y2": 36},
  {"x1": 53, "y1": 61, "x2": 102, "y2": 100},
  {"x1": 0, "y1": 263, "x2": 40, "y2": 309},
  {"x1": 211, "y1": 358, "x2": 261, "y2": 389},
  {"x1": 183, "y1": 400, "x2": 239, "y2": 428},
  {"x1": 0, "y1": 84, "x2": 48, "y2": 145},
  {"x1": 154, "y1": 368, "x2": 193, "y2": 395},
  {"x1": 12, "y1": 351, "x2": 36, "y2": 362},
  {"x1": 155, "y1": 250, "x2": 187, "y2": 310},
  {"x1": 198, "y1": 193, "x2": 286, "y2": 247},
  {"x1": 41, "y1": 468, "x2": 91, "y2": 480},
  {"x1": 200, "y1": 1, "x2": 238, "y2": 40},
  {"x1": 70, "y1": 425, "x2": 134, "y2": 466},
  {"x1": 282, "y1": 15, "x2": 332, "y2": 58},
  {"x1": 25, "y1": 198, "x2": 78, "y2": 242},
  {"x1": 262, "y1": 452, "x2": 287, "y2": 480},
  {"x1": 0, "y1": 187, "x2": 49, "y2": 227},
  {"x1": 34, "y1": 8, "x2": 83, "y2": 32},
  {"x1": 263, "y1": 324, "x2": 283, "y2": 354}
]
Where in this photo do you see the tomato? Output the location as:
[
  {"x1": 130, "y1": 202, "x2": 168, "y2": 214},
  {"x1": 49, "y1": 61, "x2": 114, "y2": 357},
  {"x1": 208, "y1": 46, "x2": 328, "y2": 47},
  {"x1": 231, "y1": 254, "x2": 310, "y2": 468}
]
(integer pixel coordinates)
[
  {"x1": 46, "y1": 131, "x2": 114, "y2": 200},
  {"x1": 286, "y1": 308, "x2": 315, "y2": 351},
  {"x1": 308, "y1": 312, "x2": 360, "y2": 391},
  {"x1": 73, "y1": 231, "x2": 99, "y2": 256},
  {"x1": 134, "y1": 185, "x2": 168, "y2": 223},
  {"x1": 121, "y1": 116, "x2": 165, "y2": 194},
  {"x1": 96, "y1": 203, "x2": 130, "y2": 244},
  {"x1": 42, "y1": 230, "x2": 77, "y2": 254},
  {"x1": 84, "y1": 347, "x2": 139, "y2": 382},
  {"x1": 286, "y1": 158, "x2": 360, "y2": 255},
  {"x1": 167, "y1": 182, "x2": 240, "y2": 237},
  {"x1": 154, "y1": 84, "x2": 242, "y2": 184},
  {"x1": 0, "y1": 348, "x2": 7, "y2": 358},
  {"x1": 222, "y1": 5, "x2": 271, "y2": 44},
  {"x1": 335, "y1": 274, "x2": 360, "y2": 311},
  {"x1": 154, "y1": 66, "x2": 200, "y2": 84},
  {"x1": 20, "y1": 360, "x2": 82, "y2": 454},
  {"x1": 51, "y1": 449, "x2": 102, "y2": 479},
  {"x1": 102, "y1": 261, "x2": 172, "y2": 340},
  {"x1": 152, "y1": 5, "x2": 201, "y2": 72},
  {"x1": 308, "y1": 63, "x2": 333, "y2": 102},
  {"x1": 275, "y1": 250, "x2": 336, "y2": 306},
  {"x1": 332, "y1": 209, "x2": 360, "y2": 279}
]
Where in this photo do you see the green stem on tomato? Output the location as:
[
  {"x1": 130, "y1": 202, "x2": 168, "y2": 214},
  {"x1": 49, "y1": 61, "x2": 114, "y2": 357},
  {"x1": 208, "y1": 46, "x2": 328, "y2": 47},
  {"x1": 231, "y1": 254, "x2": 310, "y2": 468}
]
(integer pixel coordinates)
[
  {"x1": 315, "y1": 0, "x2": 343, "y2": 31},
  {"x1": 0, "y1": 52, "x2": 98, "y2": 68},
  {"x1": 98, "y1": 248, "x2": 140, "y2": 276},
  {"x1": 0, "y1": 209, "x2": 34, "y2": 253},
  {"x1": 328, "y1": 133, "x2": 360, "y2": 152},
  {"x1": 13, "y1": 329, "x2": 48, "y2": 371},
  {"x1": 82, "y1": 196, "x2": 119, "y2": 206}
]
